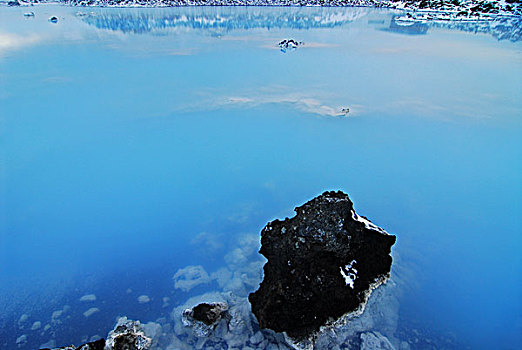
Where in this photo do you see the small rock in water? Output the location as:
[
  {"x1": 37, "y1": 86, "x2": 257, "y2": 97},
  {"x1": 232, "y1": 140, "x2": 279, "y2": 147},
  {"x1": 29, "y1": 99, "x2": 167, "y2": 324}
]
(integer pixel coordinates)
[
  {"x1": 42, "y1": 338, "x2": 104, "y2": 350},
  {"x1": 105, "y1": 317, "x2": 151, "y2": 350},
  {"x1": 43, "y1": 317, "x2": 152, "y2": 349},
  {"x1": 49, "y1": 16, "x2": 58, "y2": 24},
  {"x1": 278, "y1": 39, "x2": 304, "y2": 53},
  {"x1": 182, "y1": 302, "x2": 229, "y2": 337}
]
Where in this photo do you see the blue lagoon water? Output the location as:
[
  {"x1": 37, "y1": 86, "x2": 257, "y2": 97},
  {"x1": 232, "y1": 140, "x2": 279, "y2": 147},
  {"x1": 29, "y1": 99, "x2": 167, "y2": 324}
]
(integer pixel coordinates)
[{"x1": 0, "y1": 5, "x2": 521, "y2": 350}]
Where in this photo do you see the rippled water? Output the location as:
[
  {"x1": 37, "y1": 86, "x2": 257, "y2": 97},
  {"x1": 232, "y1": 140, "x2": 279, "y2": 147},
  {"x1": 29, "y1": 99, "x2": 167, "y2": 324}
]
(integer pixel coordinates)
[{"x1": 0, "y1": 5, "x2": 521, "y2": 350}]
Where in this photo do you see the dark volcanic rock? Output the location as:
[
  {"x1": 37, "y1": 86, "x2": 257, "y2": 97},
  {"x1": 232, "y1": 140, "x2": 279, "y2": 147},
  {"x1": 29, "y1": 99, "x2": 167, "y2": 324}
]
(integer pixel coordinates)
[
  {"x1": 192, "y1": 302, "x2": 228, "y2": 326},
  {"x1": 278, "y1": 39, "x2": 304, "y2": 52},
  {"x1": 248, "y1": 191, "x2": 396, "y2": 344},
  {"x1": 182, "y1": 301, "x2": 229, "y2": 337},
  {"x1": 45, "y1": 317, "x2": 151, "y2": 350},
  {"x1": 41, "y1": 339, "x2": 105, "y2": 350},
  {"x1": 105, "y1": 317, "x2": 152, "y2": 350},
  {"x1": 77, "y1": 339, "x2": 105, "y2": 350}
]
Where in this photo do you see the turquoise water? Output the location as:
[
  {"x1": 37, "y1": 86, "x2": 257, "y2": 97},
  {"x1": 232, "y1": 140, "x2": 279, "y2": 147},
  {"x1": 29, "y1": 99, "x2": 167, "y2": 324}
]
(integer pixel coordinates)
[{"x1": 0, "y1": 5, "x2": 521, "y2": 350}]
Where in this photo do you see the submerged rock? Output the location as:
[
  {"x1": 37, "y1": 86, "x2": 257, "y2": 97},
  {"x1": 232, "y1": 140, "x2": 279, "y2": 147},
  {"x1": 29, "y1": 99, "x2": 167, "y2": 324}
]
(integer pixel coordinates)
[
  {"x1": 47, "y1": 317, "x2": 151, "y2": 350},
  {"x1": 248, "y1": 190, "x2": 396, "y2": 346},
  {"x1": 74, "y1": 339, "x2": 105, "y2": 350},
  {"x1": 173, "y1": 265, "x2": 211, "y2": 292},
  {"x1": 40, "y1": 339, "x2": 104, "y2": 350},
  {"x1": 182, "y1": 302, "x2": 229, "y2": 337},
  {"x1": 16, "y1": 334, "x2": 27, "y2": 347},
  {"x1": 106, "y1": 317, "x2": 152, "y2": 350},
  {"x1": 360, "y1": 331, "x2": 396, "y2": 350}
]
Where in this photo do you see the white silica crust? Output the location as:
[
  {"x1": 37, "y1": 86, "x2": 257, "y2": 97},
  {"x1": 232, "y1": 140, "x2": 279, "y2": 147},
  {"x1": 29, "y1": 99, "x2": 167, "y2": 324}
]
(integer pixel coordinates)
[
  {"x1": 351, "y1": 209, "x2": 390, "y2": 235},
  {"x1": 340, "y1": 260, "x2": 357, "y2": 288}
]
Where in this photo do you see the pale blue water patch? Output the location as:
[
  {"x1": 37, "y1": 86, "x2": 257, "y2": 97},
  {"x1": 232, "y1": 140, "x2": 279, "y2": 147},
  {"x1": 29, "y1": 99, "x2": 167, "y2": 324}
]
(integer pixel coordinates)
[{"x1": 0, "y1": 4, "x2": 521, "y2": 350}]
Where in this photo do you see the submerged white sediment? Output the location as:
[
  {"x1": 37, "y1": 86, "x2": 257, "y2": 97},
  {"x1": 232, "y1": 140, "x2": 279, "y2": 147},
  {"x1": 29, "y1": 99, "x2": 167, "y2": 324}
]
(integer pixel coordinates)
[
  {"x1": 351, "y1": 209, "x2": 390, "y2": 234},
  {"x1": 138, "y1": 295, "x2": 151, "y2": 304},
  {"x1": 79, "y1": 294, "x2": 96, "y2": 302},
  {"x1": 83, "y1": 307, "x2": 100, "y2": 318}
]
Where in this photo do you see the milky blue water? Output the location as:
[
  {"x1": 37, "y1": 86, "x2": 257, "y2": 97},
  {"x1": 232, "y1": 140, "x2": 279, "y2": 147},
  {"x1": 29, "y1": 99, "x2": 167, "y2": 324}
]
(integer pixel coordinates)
[{"x1": 0, "y1": 5, "x2": 521, "y2": 350}]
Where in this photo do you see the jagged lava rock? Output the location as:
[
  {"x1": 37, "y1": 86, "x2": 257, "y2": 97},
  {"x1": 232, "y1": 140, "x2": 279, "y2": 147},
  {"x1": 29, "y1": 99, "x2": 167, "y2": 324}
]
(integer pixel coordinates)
[
  {"x1": 182, "y1": 302, "x2": 229, "y2": 337},
  {"x1": 105, "y1": 317, "x2": 152, "y2": 350},
  {"x1": 192, "y1": 302, "x2": 228, "y2": 326},
  {"x1": 44, "y1": 318, "x2": 152, "y2": 350},
  {"x1": 248, "y1": 190, "x2": 396, "y2": 343},
  {"x1": 41, "y1": 339, "x2": 105, "y2": 350}
]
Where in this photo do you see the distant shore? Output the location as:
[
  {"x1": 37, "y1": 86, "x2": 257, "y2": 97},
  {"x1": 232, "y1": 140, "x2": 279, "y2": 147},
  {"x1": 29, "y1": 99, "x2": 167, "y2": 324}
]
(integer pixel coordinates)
[
  {"x1": 3, "y1": 1, "x2": 521, "y2": 42},
  {"x1": 4, "y1": 0, "x2": 522, "y2": 22}
]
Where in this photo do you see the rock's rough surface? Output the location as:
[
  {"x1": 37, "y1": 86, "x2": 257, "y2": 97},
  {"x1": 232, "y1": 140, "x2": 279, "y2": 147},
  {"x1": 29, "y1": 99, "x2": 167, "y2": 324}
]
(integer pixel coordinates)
[
  {"x1": 181, "y1": 302, "x2": 229, "y2": 337},
  {"x1": 41, "y1": 339, "x2": 105, "y2": 350},
  {"x1": 278, "y1": 39, "x2": 304, "y2": 53},
  {"x1": 248, "y1": 190, "x2": 396, "y2": 344},
  {"x1": 44, "y1": 317, "x2": 151, "y2": 350},
  {"x1": 106, "y1": 317, "x2": 152, "y2": 350}
]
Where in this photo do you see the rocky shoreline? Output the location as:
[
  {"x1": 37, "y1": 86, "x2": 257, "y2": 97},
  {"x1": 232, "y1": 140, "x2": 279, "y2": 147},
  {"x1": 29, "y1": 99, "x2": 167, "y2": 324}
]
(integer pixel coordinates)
[{"x1": 5, "y1": 0, "x2": 522, "y2": 21}]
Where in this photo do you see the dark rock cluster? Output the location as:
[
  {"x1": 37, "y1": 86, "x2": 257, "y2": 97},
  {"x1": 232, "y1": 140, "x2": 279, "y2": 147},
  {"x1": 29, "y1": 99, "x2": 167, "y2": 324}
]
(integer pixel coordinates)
[
  {"x1": 44, "y1": 191, "x2": 402, "y2": 349},
  {"x1": 278, "y1": 39, "x2": 304, "y2": 52},
  {"x1": 249, "y1": 191, "x2": 396, "y2": 344},
  {"x1": 41, "y1": 318, "x2": 151, "y2": 350},
  {"x1": 105, "y1": 318, "x2": 152, "y2": 350},
  {"x1": 41, "y1": 339, "x2": 105, "y2": 350}
]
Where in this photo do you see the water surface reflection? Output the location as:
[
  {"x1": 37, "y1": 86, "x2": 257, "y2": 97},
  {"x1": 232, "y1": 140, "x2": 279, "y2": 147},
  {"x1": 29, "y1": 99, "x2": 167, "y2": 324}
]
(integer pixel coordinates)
[{"x1": 80, "y1": 6, "x2": 521, "y2": 41}]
